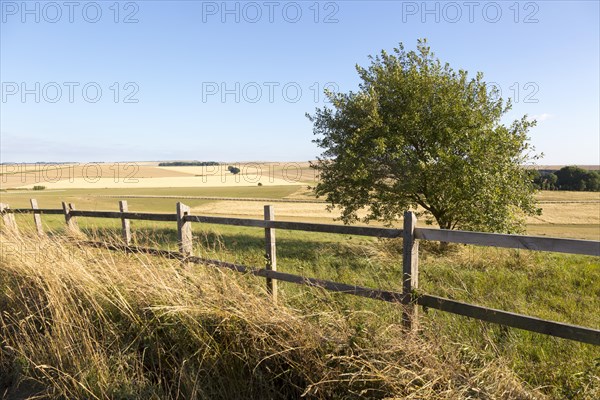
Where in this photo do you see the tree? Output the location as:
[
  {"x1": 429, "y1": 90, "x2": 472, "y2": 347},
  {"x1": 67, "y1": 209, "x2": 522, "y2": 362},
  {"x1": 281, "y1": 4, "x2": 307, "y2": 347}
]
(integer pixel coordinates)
[
  {"x1": 530, "y1": 169, "x2": 542, "y2": 189},
  {"x1": 228, "y1": 166, "x2": 241, "y2": 175},
  {"x1": 555, "y1": 166, "x2": 600, "y2": 191},
  {"x1": 585, "y1": 171, "x2": 600, "y2": 191},
  {"x1": 544, "y1": 172, "x2": 558, "y2": 190},
  {"x1": 308, "y1": 40, "x2": 540, "y2": 233},
  {"x1": 531, "y1": 170, "x2": 558, "y2": 190},
  {"x1": 555, "y1": 166, "x2": 587, "y2": 190}
]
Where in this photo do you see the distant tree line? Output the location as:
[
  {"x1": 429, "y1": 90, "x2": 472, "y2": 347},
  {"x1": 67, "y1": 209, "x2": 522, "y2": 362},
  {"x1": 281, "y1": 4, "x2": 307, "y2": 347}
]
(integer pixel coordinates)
[
  {"x1": 158, "y1": 161, "x2": 220, "y2": 167},
  {"x1": 531, "y1": 166, "x2": 600, "y2": 191}
]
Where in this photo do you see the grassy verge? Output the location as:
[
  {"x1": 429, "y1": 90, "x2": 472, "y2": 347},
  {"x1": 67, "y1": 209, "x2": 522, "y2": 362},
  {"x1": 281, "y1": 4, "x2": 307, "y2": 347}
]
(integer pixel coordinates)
[
  {"x1": 1, "y1": 231, "x2": 545, "y2": 399},
  {"x1": 2, "y1": 221, "x2": 599, "y2": 398}
]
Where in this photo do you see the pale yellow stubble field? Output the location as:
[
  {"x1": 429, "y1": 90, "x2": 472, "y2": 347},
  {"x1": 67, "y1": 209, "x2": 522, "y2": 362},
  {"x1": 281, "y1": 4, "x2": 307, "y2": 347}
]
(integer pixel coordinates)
[{"x1": 0, "y1": 162, "x2": 317, "y2": 189}]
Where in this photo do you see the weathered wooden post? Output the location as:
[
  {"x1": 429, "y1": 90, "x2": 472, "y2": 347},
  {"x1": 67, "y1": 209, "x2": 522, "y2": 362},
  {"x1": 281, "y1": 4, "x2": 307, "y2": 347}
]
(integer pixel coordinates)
[
  {"x1": 30, "y1": 199, "x2": 44, "y2": 236},
  {"x1": 402, "y1": 211, "x2": 419, "y2": 330},
  {"x1": 176, "y1": 202, "x2": 193, "y2": 257},
  {"x1": 0, "y1": 203, "x2": 18, "y2": 233},
  {"x1": 119, "y1": 200, "x2": 132, "y2": 245},
  {"x1": 62, "y1": 202, "x2": 79, "y2": 232},
  {"x1": 264, "y1": 205, "x2": 278, "y2": 302}
]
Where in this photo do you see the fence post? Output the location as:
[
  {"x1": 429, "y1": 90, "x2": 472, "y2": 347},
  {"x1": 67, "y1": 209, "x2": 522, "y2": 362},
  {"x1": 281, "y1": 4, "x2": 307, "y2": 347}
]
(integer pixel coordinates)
[
  {"x1": 402, "y1": 211, "x2": 419, "y2": 330},
  {"x1": 0, "y1": 203, "x2": 18, "y2": 233},
  {"x1": 62, "y1": 202, "x2": 78, "y2": 232},
  {"x1": 119, "y1": 200, "x2": 132, "y2": 245},
  {"x1": 176, "y1": 202, "x2": 193, "y2": 257},
  {"x1": 30, "y1": 199, "x2": 44, "y2": 236},
  {"x1": 264, "y1": 205, "x2": 277, "y2": 303}
]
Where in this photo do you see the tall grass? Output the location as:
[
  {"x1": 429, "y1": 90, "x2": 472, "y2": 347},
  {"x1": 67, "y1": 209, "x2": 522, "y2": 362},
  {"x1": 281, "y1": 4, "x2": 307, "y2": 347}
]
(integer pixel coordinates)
[{"x1": 0, "y1": 230, "x2": 542, "y2": 399}]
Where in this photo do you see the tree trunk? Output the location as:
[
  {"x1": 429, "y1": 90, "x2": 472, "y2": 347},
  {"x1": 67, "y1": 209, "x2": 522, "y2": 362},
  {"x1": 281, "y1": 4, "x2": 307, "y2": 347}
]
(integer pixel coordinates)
[{"x1": 435, "y1": 216, "x2": 452, "y2": 253}]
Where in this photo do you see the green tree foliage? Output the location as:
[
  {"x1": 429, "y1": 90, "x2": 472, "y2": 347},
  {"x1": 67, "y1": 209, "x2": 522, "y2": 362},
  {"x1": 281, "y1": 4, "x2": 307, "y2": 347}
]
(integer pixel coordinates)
[
  {"x1": 585, "y1": 171, "x2": 600, "y2": 191},
  {"x1": 555, "y1": 166, "x2": 600, "y2": 191},
  {"x1": 531, "y1": 170, "x2": 558, "y2": 190},
  {"x1": 308, "y1": 40, "x2": 540, "y2": 233},
  {"x1": 228, "y1": 166, "x2": 241, "y2": 175}
]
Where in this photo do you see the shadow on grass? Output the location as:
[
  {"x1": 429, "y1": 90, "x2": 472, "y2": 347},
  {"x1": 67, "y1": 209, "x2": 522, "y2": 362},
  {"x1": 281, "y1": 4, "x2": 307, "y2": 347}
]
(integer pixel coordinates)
[
  {"x1": 78, "y1": 226, "x2": 405, "y2": 291},
  {"x1": 81, "y1": 226, "x2": 350, "y2": 263}
]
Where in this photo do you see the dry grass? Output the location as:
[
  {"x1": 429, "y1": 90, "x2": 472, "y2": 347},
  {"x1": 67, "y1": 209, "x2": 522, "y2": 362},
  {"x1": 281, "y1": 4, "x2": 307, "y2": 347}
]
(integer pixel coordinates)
[{"x1": 0, "y1": 231, "x2": 542, "y2": 399}]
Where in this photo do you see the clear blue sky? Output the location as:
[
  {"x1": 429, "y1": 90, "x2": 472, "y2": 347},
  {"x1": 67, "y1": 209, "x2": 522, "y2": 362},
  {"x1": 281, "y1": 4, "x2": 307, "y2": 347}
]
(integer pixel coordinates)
[{"x1": 1, "y1": 0, "x2": 598, "y2": 164}]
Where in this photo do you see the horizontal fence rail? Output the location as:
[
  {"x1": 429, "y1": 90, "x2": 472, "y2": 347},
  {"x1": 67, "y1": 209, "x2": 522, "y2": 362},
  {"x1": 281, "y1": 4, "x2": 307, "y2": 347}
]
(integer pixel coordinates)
[
  {"x1": 71, "y1": 210, "x2": 178, "y2": 222},
  {"x1": 416, "y1": 228, "x2": 600, "y2": 257},
  {"x1": 417, "y1": 295, "x2": 600, "y2": 345},
  {"x1": 10, "y1": 208, "x2": 64, "y2": 215},
  {"x1": 185, "y1": 214, "x2": 403, "y2": 238},
  {"x1": 1, "y1": 200, "x2": 599, "y2": 346}
]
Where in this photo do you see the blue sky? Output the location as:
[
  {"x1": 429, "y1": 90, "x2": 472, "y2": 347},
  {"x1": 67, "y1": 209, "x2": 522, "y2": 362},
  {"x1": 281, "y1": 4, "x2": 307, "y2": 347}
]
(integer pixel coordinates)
[{"x1": 1, "y1": 0, "x2": 599, "y2": 164}]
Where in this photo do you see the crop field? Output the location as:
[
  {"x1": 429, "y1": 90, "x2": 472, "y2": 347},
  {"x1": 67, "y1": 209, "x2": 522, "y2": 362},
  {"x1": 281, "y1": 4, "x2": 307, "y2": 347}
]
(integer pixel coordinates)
[
  {"x1": 1, "y1": 163, "x2": 598, "y2": 240},
  {"x1": 0, "y1": 162, "x2": 318, "y2": 189}
]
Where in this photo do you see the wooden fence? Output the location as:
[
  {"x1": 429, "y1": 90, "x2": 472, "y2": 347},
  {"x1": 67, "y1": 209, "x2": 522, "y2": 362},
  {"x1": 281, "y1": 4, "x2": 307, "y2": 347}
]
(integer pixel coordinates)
[{"x1": 1, "y1": 200, "x2": 599, "y2": 346}]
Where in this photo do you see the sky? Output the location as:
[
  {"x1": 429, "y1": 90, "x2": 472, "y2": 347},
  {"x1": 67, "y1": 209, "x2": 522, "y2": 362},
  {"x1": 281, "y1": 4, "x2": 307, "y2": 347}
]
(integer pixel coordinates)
[{"x1": 1, "y1": 0, "x2": 599, "y2": 164}]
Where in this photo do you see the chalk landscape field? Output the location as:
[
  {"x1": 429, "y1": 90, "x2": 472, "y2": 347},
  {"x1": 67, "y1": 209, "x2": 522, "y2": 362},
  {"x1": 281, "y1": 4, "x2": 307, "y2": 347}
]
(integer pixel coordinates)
[{"x1": 1, "y1": 162, "x2": 598, "y2": 239}]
